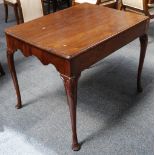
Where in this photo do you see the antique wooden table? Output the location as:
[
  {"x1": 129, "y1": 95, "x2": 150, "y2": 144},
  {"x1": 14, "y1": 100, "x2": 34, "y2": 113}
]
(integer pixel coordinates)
[{"x1": 5, "y1": 3, "x2": 149, "y2": 151}]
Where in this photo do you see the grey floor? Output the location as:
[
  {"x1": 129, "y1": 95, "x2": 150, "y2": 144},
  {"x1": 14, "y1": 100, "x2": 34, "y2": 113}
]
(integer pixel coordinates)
[{"x1": 0, "y1": 4, "x2": 154, "y2": 155}]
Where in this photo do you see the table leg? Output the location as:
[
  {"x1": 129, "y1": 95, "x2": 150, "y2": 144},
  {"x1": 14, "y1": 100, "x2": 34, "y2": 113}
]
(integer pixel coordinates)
[
  {"x1": 61, "y1": 74, "x2": 80, "y2": 151},
  {"x1": 0, "y1": 63, "x2": 5, "y2": 76},
  {"x1": 7, "y1": 52, "x2": 22, "y2": 109},
  {"x1": 137, "y1": 34, "x2": 148, "y2": 92}
]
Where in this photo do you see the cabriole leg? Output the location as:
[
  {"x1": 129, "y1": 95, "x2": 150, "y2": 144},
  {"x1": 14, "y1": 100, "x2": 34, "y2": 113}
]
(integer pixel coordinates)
[
  {"x1": 137, "y1": 34, "x2": 148, "y2": 92},
  {"x1": 7, "y1": 51, "x2": 22, "y2": 109},
  {"x1": 61, "y1": 74, "x2": 80, "y2": 151}
]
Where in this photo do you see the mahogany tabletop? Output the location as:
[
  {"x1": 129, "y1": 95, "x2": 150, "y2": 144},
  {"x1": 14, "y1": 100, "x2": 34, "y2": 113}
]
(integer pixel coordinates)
[{"x1": 5, "y1": 3, "x2": 148, "y2": 59}]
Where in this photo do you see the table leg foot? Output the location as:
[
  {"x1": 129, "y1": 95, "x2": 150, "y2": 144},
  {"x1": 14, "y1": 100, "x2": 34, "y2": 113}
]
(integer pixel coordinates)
[
  {"x1": 72, "y1": 143, "x2": 81, "y2": 151},
  {"x1": 15, "y1": 104, "x2": 22, "y2": 109},
  {"x1": 137, "y1": 34, "x2": 148, "y2": 93},
  {"x1": 7, "y1": 51, "x2": 22, "y2": 109},
  {"x1": 61, "y1": 74, "x2": 80, "y2": 151}
]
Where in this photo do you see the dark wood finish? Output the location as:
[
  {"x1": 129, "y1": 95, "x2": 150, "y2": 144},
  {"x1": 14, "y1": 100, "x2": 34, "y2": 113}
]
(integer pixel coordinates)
[
  {"x1": 7, "y1": 52, "x2": 22, "y2": 109},
  {"x1": 61, "y1": 74, "x2": 80, "y2": 151},
  {"x1": 137, "y1": 34, "x2": 148, "y2": 92},
  {"x1": 5, "y1": 4, "x2": 149, "y2": 151},
  {"x1": 3, "y1": 0, "x2": 20, "y2": 24},
  {"x1": 0, "y1": 63, "x2": 5, "y2": 76}
]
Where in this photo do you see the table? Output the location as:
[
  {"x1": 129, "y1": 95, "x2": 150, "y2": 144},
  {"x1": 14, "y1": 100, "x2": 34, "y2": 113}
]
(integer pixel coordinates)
[{"x1": 5, "y1": 3, "x2": 149, "y2": 151}]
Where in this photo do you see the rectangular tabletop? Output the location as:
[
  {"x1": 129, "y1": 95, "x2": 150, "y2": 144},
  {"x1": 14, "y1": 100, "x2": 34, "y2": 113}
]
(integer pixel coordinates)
[{"x1": 5, "y1": 3, "x2": 149, "y2": 59}]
